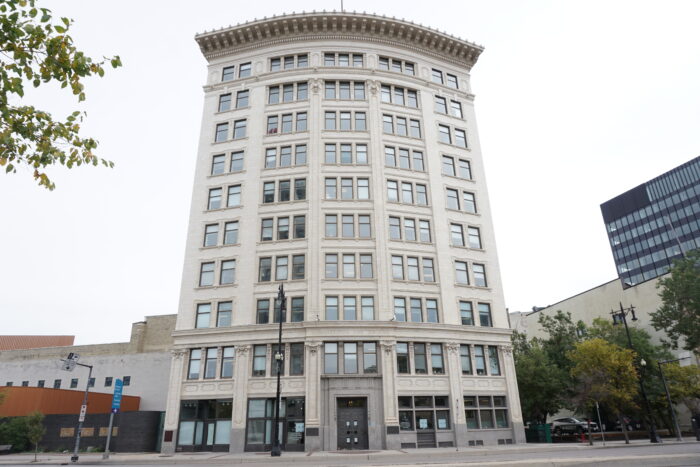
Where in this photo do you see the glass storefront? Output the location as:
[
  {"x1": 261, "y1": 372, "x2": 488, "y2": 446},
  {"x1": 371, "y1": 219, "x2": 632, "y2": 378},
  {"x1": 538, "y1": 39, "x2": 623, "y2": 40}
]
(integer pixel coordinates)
[
  {"x1": 177, "y1": 399, "x2": 232, "y2": 451},
  {"x1": 245, "y1": 397, "x2": 305, "y2": 451}
]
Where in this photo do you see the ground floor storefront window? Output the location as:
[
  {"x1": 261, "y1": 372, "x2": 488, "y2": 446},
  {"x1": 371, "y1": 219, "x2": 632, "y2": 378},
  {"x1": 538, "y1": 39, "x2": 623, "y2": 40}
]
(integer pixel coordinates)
[
  {"x1": 398, "y1": 395, "x2": 451, "y2": 448},
  {"x1": 464, "y1": 395, "x2": 508, "y2": 429},
  {"x1": 245, "y1": 397, "x2": 305, "y2": 451},
  {"x1": 177, "y1": 399, "x2": 232, "y2": 451}
]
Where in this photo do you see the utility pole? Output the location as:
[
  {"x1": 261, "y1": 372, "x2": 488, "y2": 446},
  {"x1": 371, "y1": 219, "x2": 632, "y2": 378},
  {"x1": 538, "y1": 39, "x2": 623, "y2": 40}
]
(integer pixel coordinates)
[
  {"x1": 658, "y1": 357, "x2": 690, "y2": 441},
  {"x1": 271, "y1": 284, "x2": 286, "y2": 457}
]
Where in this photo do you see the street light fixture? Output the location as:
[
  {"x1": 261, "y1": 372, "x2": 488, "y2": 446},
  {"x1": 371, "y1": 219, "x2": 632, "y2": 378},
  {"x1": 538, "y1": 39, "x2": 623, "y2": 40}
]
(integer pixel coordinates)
[
  {"x1": 610, "y1": 302, "x2": 661, "y2": 443},
  {"x1": 271, "y1": 284, "x2": 286, "y2": 457},
  {"x1": 60, "y1": 353, "x2": 94, "y2": 462}
]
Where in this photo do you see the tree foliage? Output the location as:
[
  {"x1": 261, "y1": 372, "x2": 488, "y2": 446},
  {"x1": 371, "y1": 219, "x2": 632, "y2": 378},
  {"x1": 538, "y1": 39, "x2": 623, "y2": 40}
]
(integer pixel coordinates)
[
  {"x1": 512, "y1": 332, "x2": 568, "y2": 423},
  {"x1": 25, "y1": 411, "x2": 44, "y2": 460},
  {"x1": 568, "y1": 338, "x2": 639, "y2": 416},
  {"x1": 652, "y1": 250, "x2": 700, "y2": 355},
  {"x1": 0, "y1": 0, "x2": 121, "y2": 189},
  {"x1": 662, "y1": 363, "x2": 700, "y2": 414},
  {"x1": 537, "y1": 310, "x2": 586, "y2": 373}
]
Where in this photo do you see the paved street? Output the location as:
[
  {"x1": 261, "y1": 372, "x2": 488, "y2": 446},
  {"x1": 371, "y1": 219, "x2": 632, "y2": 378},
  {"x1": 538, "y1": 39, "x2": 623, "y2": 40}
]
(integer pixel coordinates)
[{"x1": 0, "y1": 439, "x2": 698, "y2": 466}]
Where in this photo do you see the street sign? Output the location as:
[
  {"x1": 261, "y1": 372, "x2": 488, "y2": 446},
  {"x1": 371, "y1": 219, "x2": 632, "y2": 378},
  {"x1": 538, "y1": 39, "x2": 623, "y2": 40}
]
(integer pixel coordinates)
[
  {"x1": 78, "y1": 404, "x2": 87, "y2": 422},
  {"x1": 111, "y1": 379, "x2": 123, "y2": 413}
]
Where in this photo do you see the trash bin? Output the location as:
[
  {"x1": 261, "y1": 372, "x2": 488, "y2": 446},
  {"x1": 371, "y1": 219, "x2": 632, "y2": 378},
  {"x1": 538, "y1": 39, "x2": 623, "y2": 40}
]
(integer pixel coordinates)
[
  {"x1": 691, "y1": 414, "x2": 700, "y2": 441},
  {"x1": 525, "y1": 424, "x2": 552, "y2": 443}
]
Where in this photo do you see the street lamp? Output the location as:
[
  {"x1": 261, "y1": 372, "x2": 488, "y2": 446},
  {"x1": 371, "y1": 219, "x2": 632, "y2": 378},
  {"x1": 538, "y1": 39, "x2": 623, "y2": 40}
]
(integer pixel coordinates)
[
  {"x1": 60, "y1": 353, "x2": 94, "y2": 462},
  {"x1": 271, "y1": 284, "x2": 286, "y2": 457},
  {"x1": 658, "y1": 357, "x2": 690, "y2": 441},
  {"x1": 610, "y1": 302, "x2": 661, "y2": 443}
]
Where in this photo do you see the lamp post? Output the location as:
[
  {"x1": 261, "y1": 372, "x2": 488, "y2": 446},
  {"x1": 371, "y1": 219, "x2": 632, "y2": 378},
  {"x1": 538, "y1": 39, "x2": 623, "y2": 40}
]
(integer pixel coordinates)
[
  {"x1": 610, "y1": 302, "x2": 661, "y2": 443},
  {"x1": 60, "y1": 353, "x2": 94, "y2": 462},
  {"x1": 658, "y1": 357, "x2": 690, "y2": 441},
  {"x1": 271, "y1": 284, "x2": 286, "y2": 457}
]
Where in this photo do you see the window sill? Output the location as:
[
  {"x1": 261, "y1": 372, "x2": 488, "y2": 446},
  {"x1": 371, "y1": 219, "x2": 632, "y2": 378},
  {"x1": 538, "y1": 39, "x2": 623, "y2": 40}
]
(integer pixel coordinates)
[
  {"x1": 204, "y1": 205, "x2": 243, "y2": 213},
  {"x1": 453, "y1": 283, "x2": 490, "y2": 291},
  {"x1": 213, "y1": 136, "x2": 249, "y2": 145},
  {"x1": 379, "y1": 101, "x2": 421, "y2": 111},
  {"x1": 255, "y1": 279, "x2": 307, "y2": 286},
  {"x1": 322, "y1": 277, "x2": 377, "y2": 281},
  {"x1": 259, "y1": 199, "x2": 308, "y2": 207},
  {"x1": 320, "y1": 373, "x2": 382, "y2": 379},
  {"x1": 437, "y1": 140, "x2": 470, "y2": 151},
  {"x1": 389, "y1": 239, "x2": 433, "y2": 245},
  {"x1": 208, "y1": 170, "x2": 246, "y2": 178},
  {"x1": 258, "y1": 238, "x2": 307, "y2": 245},
  {"x1": 322, "y1": 129, "x2": 369, "y2": 133},
  {"x1": 441, "y1": 173, "x2": 474, "y2": 183},
  {"x1": 445, "y1": 207, "x2": 479, "y2": 216},
  {"x1": 264, "y1": 130, "x2": 309, "y2": 137},
  {"x1": 322, "y1": 236, "x2": 375, "y2": 241},
  {"x1": 262, "y1": 164, "x2": 309, "y2": 171},
  {"x1": 382, "y1": 132, "x2": 423, "y2": 141},
  {"x1": 195, "y1": 284, "x2": 238, "y2": 291},
  {"x1": 200, "y1": 243, "x2": 241, "y2": 250},
  {"x1": 266, "y1": 98, "x2": 309, "y2": 106},
  {"x1": 390, "y1": 279, "x2": 438, "y2": 285},
  {"x1": 386, "y1": 201, "x2": 430, "y2": 208},
  {"x1": 323, "y1": 163, "x2": 371, "y2": 168}
]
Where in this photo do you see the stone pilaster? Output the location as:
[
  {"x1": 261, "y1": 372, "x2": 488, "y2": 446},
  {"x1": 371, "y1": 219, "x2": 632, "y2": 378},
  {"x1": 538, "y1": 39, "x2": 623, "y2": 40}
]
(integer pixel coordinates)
[{"x1": 160, "y1": 349, "x2": 187, "y2": 455}]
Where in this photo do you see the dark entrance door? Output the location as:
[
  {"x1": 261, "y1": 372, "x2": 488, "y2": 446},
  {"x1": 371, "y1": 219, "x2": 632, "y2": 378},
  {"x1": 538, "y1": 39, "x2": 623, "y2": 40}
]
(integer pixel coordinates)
[{"x1": 337, "y1": 398, "x2": 369, "y2": 450}]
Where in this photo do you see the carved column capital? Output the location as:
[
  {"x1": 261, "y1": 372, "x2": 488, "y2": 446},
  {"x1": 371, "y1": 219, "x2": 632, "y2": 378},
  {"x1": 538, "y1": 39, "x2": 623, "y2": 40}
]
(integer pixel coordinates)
[
  {"x1": 236, "y1": 345, "x2": 251, "y2": 356},
  {"x1": 306, "y1": 341, "x2": 321, "y2": 354},
  {"x1": 500, "y1": 345, "x2": 513, "y2": 356},
  {"x1": 310, "y1": 78, "x2": 322, "y2": 94},
  {"x1": 445, "y1": 342, "x2": 460, "y2": 355},
  {"x1": 171, "y1": 349, "x2": 187, "y2": 360},
  {"x1": 380, "y1": 341, "x2": 395, "y2": 354}
]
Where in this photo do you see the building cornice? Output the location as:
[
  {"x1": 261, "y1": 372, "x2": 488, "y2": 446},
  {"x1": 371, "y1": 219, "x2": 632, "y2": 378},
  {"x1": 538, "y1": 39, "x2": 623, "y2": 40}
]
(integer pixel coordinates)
[{"x1": 195, "y1": 11, "x2": 484, "y2": 70}]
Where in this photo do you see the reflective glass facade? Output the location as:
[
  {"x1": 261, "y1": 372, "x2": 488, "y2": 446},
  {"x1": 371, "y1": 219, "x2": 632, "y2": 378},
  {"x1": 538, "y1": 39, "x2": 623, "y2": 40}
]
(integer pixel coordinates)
[{"x1": 601, "y1": 156, "x2": 700, "y2": 286}]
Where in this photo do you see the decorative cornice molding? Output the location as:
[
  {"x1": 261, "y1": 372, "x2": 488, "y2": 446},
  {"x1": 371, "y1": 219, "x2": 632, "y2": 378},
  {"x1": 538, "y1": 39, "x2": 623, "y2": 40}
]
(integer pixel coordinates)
[{"x1": 195, "y1": 12, "x2": 483, "y2": 70}]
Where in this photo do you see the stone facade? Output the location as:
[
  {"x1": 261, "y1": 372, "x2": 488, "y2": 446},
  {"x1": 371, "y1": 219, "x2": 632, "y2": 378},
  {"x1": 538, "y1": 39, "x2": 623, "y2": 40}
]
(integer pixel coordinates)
[
  {"x1": 163, "y1": 11, "x2": 525, "y2": 454},
  {"x1": 0, "y1": 315, "x2": 175, "y2": 411}
]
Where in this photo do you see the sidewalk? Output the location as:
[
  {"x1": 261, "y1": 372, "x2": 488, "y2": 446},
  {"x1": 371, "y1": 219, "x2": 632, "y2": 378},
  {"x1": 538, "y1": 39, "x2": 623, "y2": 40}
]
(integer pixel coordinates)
[{"x1": 0, "y1": 439, "x2": 696, "y2": 465}]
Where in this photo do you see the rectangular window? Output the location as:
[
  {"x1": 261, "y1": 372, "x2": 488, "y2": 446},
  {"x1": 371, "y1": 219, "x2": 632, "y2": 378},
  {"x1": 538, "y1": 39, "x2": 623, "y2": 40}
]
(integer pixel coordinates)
[
  {"x1": 394, "y1": 297, "x2": 407, "y2": 322},
  {"x1": 412, "y1": 151, "x2": 424, "y2": 171},
  {"x1": 407, "y1": 256, "x2": 420, "y2": 280},
  {"x1": 422, "y1": 258, "x2": 435, "y2": 282},
  {"x1": 442, "y1": 156, "x2": 455, "y2": 176},
  {"x1": 355, "y1": 112, "x2": 366, "y2": 131},
  {"x1": 359, "y1": 254, "x2": 373, "y2": 278},
  {"x1": 256, "y1": 299, "x2": 270, "y2": 324},
  {"x1": 344, "y1": 343, "x2": 358, "y2": 373},
  {"x1": 396, "y1": 117, "x2": 407, "y2": 136},
  {"x1": 404, "y1": 218, "x2": 416, "y2": 241},
  {"x1": 252, "y1": 345, "x2": 266, "y2": 377},
  {"x1": 451, "y1": 223, "x2": 464, "y2": 247},
  {"x1": 218, "y1": 93, "x2": 231, "y2": 112},
  {"x1": 435, "y1": 96, "x2": 447, "y2": 114},
  {"x1": 339, "y1": 81, "x2": 351, "y2": 99},
  {"x1": 358, "y1": 215, "x2": 371, "y2": 238},
  {"x1": 259, "y1": 257, "x2": 272, "y2": 282},
  {"x1": 391, "y1": 255, "x2": 404, "y2": 280},
  {"x1": 460, "y1": 301, "x2": 474, "y2": 325},
  {"x1": 431, "y1": 344, "x2": 444, "y2": 374},
  {"x1": 460, "y1": 345, "x2": 472, "y2": 374},
  {"x1": 325, "y1": 81, "x2": 336, "y2": 99},
  {"x1": 446, "y1": 73, "x2": 458, "y2": 89},
  {"x1": 325, "y1": 214, "x2": 337, "y2": 237},
  {"x1": 416, "y1": 184, "x2": 427, "y2": 205},
  {"x1": 224, "y1": 221, "x2": 238, "y2": 244},
  {"x1": 438, "y1": 124, "x2": 451, "y2": 144},
  {"x1": 283, "y1": 84, "x2": 294, "y2": 102},
  {"x1": 473, "y1": 263, "x2": 487, "y2": 287},
  {"x1": 222, "y1": 66, "x2": 235, "y2": 81},
  {"x1": 468, "y1": 227, "x2": 482, "y2": 249},
  {"x1": 227, "y1": 185, "x2": 241, "y2": 207},
  {"x1": 220, "y1": 260, "x2": 236, "y2": 284},
  {"x1": 295, "y1": 179, "x2": 306, "y2": 200},
  {"x1": 290, "y1": 343, "x2": 304, "y2": 375},
  {"x1": 455, "y1": 261, "x2": 469, "y2": 285},
  {"x1": 53, "y1": 379, "x2": 61, "y2": 389},
  {"x1": 325, "y1": 178, "x2": 337, "y2": 199},
  {"x1": 361, "y1": 297, "x2": 374, "y2": 320},
  {"x1": 204, "y1": 348, "x2": 217, "y2": 379},
  {"x1": 401, "y1": 182, "x2": 413, "y2": 204},
  {"x1": 342, "y1": 254, "x2": 356, "y2": 279},
  {"x1": 463, "y1": 192, "x2": 477, "y2": 213},
  {"x1": 458, "y1": 159, "x2": 472, "y2": 179},
  {"x1": 446, "y1": 188, "x2": 459, "y2": 210},
  {"x1": 296, "y1": 112, "x2": 307, "y2": 132},
  {"x1": 231, "y1": 151, "x2": 244, "y2": 171},
  {"x1": 479, "y1": 303, "x2": 492, "y2": 327},
  {"x1": 383, "y1": 114, "x2": 393, "y2": 133},
  {"x1": 199, "y1": 263, "x2": 215, "y2": 287},
  {"x1": 104, "y1": 377, "x2": 112, "y2": 387},
  {"x1": 414, "y1": 344, "x2": 427, "y2": 374},
  {"x1": 396, "y1": 343, "x2": 409, "y2": 373},
  {"x1": 188, "y1": 349, "x2": 201, "y2": 379},
  {"x1": 204, "y1": 224, "x2": 218, "y2": 247},
  {"x1": 474, "y1": 345, "x2": 486, "y2": 375},
  {"x1": 426, "y1": 299, "x2": 438, "y2": 323},
  {"x1": 432, "y1": 69, "x2": 443, "y2": 84},
  {"x1": 455, "y1": 129, "x2": 468, "y2": 148},
  {"x1": 354, "y1": 82, "x2": 365, "y2": 99},
  {"x1": 340, "y1": 144, "x2": 352, "y2": 164},
  {"x1": 215, "y1": 123, "x2": 228, "y2": 142},
  {"x1": 292, "y1": 255, "x2": 305, "y2": 279},
  {"x1": 297, "y1": 82, "x2": 308, "y2": 100},
  {"x1": 217, "y1": 301, "x2": 232, "y2": 327},
  {"x1": 277, "y1": 217, "x2": 289, "y2": 240},
  {"x1": 268, "y1": 86, "x2": 280, "y2": 104},
  {"x1": 211, "y1": 154, "x2": 225, "y2": 175},
  {"x1": 236, "y1": 90, "x2": 249, "y2": 108},
  {"x1": 407, "y1": 90, "x2": 418, "y2": 108},
  {"x1": 324, "y1": 343, "x2": 338, "y2": 374},
  {"x1": 410, "y1": 120, "x2": 421, "y2": 138},
  {"x1": 410, "y1": 298, "x2": 422, "y2": 323},
  {"x1": 233, "y1": 119, "x2": 246, "y2": 139},
  {"x1": 239, "y1": 62, "x2": 251, "y2": 78},
  {"x1": 341, "y1": 178, "x2": 353, "y2": 200},
  {"x1": 363, "y1": 343, "x2": 377, "y2": 373},
  {"x1": 275, "y1": 256, "x2": 288, "y2": 281},
  {"x1": 419, "y1": 220, "x2": 431, "y2": 242},
  {"x1": 325, "y1": 254, "x2": 338, "y2": 279},
  {"x1": 357, "y1": 178, "x2": 369, "y2": 200},
  {"x1": 291, "y1": 297, "x2": 304, "y2": 322},
  {"x1": 294, "y1": 215, "x2": 305, "y2": 238},
  {"x1": 221, "y1": 347, "x2": 234, "y2": 378},
  {"x1": 325, "y1": 296, "x2": 339, "y2": 320},
  {"x1": 339, "y1": 112, "x2": 351, "y2": 130},
  {"x1": 389, "y1": 216, "x2": 401, "y2": 239},
  {"x1": 325, "y1": 111, "x2": 336, "y2": 130},
  {"x1": 450, "y1": 100, "x2": 463, "y2": 118},
  {"x1": 357, "y1": 144, "x2": 368, "y2": 164},
  {"x1": 195, "y1": 303, "x2": 211, "y2": 328},
  {"x1": 488, "y1": 346, "x2": 501, "y2": 375},
  {"x1": 281, "y1": 114, "x2": 293, "y2": 133}
]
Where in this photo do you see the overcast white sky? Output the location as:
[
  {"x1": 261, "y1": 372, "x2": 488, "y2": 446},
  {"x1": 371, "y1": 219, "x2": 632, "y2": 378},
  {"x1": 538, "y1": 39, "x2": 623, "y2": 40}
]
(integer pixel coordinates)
[{"x1": 2, "y1": 0, "x2": 699, "y2": 345}]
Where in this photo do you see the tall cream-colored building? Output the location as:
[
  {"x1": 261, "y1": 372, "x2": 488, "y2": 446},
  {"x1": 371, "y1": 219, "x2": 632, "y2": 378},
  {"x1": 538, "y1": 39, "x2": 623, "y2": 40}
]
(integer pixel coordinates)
[{"x1": 162, "y1": 12, "x2": 524, "y2": 454}]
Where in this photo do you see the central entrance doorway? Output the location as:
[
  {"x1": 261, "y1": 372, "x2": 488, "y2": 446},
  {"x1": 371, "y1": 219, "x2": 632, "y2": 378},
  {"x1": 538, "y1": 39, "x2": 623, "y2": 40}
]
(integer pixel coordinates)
[{"x1": 336, "y1": 397, "x2": 369, "y2": 450}]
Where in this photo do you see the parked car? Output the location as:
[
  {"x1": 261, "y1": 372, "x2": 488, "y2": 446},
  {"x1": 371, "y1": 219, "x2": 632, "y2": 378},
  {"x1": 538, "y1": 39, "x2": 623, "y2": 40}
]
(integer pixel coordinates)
[{"x1": 550, "y1": 417, "x2": 599, "y2": 435}]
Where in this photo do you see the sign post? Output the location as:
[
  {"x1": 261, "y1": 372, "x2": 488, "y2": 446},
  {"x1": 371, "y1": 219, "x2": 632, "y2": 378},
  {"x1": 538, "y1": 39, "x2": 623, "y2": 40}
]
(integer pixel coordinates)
[{"x1": 103, "y1": 378, "x2": 123, "y2": 459}]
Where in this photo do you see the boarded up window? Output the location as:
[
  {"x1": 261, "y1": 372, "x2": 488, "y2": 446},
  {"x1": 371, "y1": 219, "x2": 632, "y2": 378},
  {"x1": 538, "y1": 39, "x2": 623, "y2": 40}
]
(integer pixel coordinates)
[
  {"x1": 81, "y1": 427, "x2": 94, "y2": 437},
  {"x1": 60, "y1": 427, "x2": 74, "y2": 437}
]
